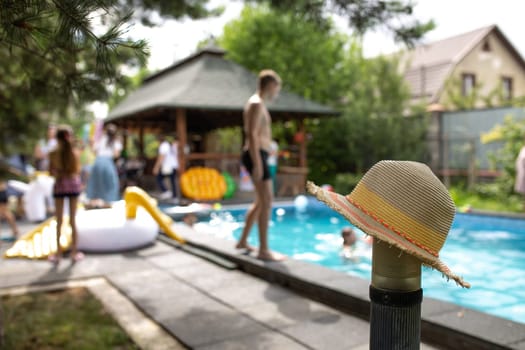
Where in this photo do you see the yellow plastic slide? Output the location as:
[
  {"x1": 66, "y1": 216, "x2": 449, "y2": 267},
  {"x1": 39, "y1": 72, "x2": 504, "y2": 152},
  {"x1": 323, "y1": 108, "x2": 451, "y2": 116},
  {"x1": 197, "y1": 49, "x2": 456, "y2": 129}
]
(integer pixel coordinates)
[{"x1": 124, "y1": 186, "x2": 185, "y2": 243}]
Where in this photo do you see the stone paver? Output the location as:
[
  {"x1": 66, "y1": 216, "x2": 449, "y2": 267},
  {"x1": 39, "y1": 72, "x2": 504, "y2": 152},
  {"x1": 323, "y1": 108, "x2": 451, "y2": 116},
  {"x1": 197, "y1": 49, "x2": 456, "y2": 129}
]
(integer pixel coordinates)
[
  {"x1": 282, "y1": 313, "x2": 370, "y2": 350},
  {"x1": 240, "y1": 297, "x2": 341, "y2": 329},
  {"x1": 141, "y1": 289, "x2": 234, "y2": 322},
  {"x1": 510, "y1": 340, "x2": 525, "y2": 350},
  {"x1": 161, "y1": 307, "x2": 269, "y2": 348},
  {"x1": 88, "y1": 278, "x2": 186, "y2": 350},
  {"x1": 195, "y1": 331, "x2": 308, "y2": 350},
  {"x1": 209, "y1": 279, "x2": 295, "y2": 309}
]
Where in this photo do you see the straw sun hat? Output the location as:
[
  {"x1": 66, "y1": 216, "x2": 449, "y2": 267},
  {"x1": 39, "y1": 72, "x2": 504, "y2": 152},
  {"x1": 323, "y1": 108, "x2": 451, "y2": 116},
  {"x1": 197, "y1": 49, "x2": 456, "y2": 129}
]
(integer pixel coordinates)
[{"x1": 307, "y1": 160, "x2": 470, "y2": 288}]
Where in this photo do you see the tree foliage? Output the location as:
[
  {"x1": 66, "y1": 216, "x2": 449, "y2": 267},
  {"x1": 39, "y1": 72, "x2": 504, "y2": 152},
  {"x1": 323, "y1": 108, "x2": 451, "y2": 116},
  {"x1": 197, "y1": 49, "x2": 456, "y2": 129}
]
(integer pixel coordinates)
[
  {"x1": 0, "y1": 0, "x2": 220, "y2": 155},
  {"x1": 248, "y1": 0, "x2": 435, "y2": 46},
  {"x1": 1, "y1": 0, "x2": 431, "y2": 162},
  {"x1": 217, "y1": 5, "x2": 347, "y2": 153},
  {"x1": 307, "y1": 43, "x2": 427, "y2": 184},
  {"x1": 106, "y1": 67, "x2": 151, "y2": 110},
  {"x1": 116, "y1": 0, "x2": 224, "y2": 26},
  {"x1": 219, "y1": 5, "x2": 346, "y2": 104},
  {"x1": 443, "y1": 77, "x2": 514, "y2": 110},
  {"x1": 218, "y1": 5, "x2": 427, "y2": 186},
  {"x1": 0, "y1": 0, "x2": 147, "y2": 154},
  {"x1": 485, "y1": 116, "x2": 525, "y2": 196}
]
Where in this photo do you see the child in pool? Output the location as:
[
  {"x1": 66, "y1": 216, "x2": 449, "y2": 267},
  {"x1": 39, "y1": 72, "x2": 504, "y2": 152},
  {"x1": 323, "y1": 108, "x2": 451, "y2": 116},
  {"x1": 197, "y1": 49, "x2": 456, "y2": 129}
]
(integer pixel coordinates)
[
  {"x1": 342, "y1": 227, "x2": 357, "y2": 248},
  {"x1": 341, "y1": 227, "x2": 358, "y2": 261}
]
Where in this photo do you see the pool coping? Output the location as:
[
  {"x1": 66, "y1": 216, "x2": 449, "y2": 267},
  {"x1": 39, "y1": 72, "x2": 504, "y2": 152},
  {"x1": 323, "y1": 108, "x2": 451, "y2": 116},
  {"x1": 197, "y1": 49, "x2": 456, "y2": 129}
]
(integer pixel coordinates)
[
  {"x1": 467, "y1": 208, "x2": 525, "y2": 220},
  {"x1": 169, "y1": 223, "x2": 525, "y2": 350}
]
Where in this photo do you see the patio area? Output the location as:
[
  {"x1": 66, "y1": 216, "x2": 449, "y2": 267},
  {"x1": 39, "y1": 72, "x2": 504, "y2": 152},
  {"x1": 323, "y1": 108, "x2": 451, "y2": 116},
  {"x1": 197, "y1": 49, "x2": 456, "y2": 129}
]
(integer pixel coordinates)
[{"x1": 1, "y1": 215, "x2": 524, "y2": 349}]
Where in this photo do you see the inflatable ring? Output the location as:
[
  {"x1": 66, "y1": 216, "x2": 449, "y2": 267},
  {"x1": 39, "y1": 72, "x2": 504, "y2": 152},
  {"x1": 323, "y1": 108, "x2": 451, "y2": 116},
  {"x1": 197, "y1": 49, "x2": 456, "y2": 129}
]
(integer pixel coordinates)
[{"x1": 180, "y1": 167, "x2": 227, "y2": 201}]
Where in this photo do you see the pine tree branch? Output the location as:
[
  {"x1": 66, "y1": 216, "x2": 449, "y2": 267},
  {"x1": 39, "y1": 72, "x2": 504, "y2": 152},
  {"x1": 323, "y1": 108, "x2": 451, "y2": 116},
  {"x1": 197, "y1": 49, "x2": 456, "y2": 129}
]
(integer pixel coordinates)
[
  {"x1": 51, "y1": 0, "x2": 147, "y2": 76},
  {"x1": 51, "y1": 0, "x2": 104, "y2": 44},
  {"x1": 0, "y1": 37, "x2": 64, "y2": 71}
]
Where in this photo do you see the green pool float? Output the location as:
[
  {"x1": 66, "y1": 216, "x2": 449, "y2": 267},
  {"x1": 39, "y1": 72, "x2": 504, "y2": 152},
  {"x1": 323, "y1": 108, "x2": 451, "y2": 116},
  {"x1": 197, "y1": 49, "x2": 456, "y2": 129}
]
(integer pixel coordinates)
[{"x1": 222, "y1": 172, "x2": 236, "y2": 199}]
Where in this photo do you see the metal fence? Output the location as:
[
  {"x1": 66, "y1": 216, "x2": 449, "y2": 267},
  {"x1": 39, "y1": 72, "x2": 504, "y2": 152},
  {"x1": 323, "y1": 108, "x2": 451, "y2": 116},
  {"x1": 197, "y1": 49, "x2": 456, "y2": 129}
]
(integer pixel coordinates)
[
  {"x1": 429, "y1": 106, "x2": 525, "y2": 186},
  {"x1": 441, "y1": 106, "x2": 525, "y2": 170}
]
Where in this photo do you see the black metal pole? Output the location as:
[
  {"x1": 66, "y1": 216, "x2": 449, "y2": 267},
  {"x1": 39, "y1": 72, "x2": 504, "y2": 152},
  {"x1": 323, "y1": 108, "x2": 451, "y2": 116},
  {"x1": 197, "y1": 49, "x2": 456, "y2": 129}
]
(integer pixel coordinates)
[{"x1": 370, "y1": 240, "x2": 423, "y2": 350}]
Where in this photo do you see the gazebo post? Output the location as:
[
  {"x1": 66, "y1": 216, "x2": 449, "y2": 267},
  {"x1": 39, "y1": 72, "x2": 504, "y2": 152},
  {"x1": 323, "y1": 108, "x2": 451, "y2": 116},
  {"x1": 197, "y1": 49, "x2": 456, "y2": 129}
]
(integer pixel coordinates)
[
  {"x1": 298, "y1": 118, "x2": 307, "y2": 168},
  {"x1": 138, "y1": 127, "x2": 145, "y2": 158},
  {"x1": 122, "y1": 124, "x2": 128, "y2": 158},
  {"x1": 175, "y1": 108, "x2": 188, "y2": 173}
]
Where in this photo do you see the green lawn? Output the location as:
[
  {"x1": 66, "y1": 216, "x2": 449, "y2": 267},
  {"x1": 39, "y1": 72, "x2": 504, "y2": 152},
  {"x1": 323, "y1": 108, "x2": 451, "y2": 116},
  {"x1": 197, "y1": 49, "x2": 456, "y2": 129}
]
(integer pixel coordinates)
[
  {"x1": 1, "y1": 288, "x2": 138, "y2": 350},
  {"x1": 449, "y1": 186, "x2": 524, "y2": 213}
]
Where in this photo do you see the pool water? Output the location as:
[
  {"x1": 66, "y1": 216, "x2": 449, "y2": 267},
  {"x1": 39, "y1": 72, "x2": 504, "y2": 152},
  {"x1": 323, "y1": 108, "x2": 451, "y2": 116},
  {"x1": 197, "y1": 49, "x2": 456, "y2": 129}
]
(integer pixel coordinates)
[{"x1": 191, "y1": 198, "x2": 525, "y2": 324}]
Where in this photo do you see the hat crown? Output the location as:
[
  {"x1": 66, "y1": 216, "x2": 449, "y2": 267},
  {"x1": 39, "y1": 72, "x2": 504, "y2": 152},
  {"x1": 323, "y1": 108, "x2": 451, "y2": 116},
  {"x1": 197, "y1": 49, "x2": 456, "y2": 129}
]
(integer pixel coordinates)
[{"x1": 348, "y1": 160, "x2": 455, "y2": 255}]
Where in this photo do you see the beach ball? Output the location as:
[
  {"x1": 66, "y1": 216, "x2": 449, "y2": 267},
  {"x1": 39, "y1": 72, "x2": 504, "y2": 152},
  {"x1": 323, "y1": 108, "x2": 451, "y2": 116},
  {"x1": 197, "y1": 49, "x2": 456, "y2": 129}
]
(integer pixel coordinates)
[
  {"x1": 321, "y1": 184, "x2": 333, "y2": 192},
  {"x1": 294, "y1": 195, "x2": 308, "y2": 212},
  {"x1": 276, "y1": 208, "x2": 286, "y2": 216}
]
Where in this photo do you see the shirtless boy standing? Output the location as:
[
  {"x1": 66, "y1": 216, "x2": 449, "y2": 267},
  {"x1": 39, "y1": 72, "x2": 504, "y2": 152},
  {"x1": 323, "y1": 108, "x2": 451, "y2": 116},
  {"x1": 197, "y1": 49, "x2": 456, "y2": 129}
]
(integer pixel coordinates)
[{"x1": 236, "y1": 69, "x2": 285, "y2": 261}]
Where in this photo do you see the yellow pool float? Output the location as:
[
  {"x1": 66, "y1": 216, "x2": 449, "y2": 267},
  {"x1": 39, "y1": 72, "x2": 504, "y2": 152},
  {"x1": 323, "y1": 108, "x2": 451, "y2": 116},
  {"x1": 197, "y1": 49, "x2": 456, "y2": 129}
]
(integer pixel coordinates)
[{"x1": 180, "y1": 167, "x2": 227, "y2": 201}]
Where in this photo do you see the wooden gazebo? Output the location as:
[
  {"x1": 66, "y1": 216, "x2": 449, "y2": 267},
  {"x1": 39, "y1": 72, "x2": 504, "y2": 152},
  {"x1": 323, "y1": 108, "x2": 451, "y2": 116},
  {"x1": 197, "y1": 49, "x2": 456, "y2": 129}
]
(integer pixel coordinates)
[{"x1": 107, "y1": 47, "x2": 338, "y2": 193}]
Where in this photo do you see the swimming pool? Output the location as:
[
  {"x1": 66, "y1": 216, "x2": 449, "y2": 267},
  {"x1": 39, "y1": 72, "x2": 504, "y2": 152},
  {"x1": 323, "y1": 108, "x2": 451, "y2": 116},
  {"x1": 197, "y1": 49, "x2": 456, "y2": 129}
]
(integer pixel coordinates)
[{"x1": 192, "y1": 197, "x2": 525, "y2": 324}]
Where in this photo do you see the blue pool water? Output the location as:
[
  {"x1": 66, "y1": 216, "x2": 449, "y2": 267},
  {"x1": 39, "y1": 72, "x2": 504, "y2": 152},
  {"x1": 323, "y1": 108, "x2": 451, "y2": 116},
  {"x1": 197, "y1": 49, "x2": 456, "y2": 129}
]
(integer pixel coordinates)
[{"x1": 192, "y1": 197, "x2": 525, "y2": 324}]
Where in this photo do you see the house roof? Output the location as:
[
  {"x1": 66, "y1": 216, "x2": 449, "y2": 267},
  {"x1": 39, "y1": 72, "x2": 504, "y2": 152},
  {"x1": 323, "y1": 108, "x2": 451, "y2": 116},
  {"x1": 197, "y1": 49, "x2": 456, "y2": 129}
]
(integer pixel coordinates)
[
  {"x1": 397, "y1": 25, "x2": 525, "y2": 104},
  {"x1": 107, "y1": 47, "x2": 338, "y2": 132}
]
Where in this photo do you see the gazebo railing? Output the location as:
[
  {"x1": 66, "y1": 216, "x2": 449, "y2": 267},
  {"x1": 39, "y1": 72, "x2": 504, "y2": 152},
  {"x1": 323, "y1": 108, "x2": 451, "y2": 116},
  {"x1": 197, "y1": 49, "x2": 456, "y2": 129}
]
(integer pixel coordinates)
[{"x1": 186, "y1": 153, "x2": 241, "y2": 176}]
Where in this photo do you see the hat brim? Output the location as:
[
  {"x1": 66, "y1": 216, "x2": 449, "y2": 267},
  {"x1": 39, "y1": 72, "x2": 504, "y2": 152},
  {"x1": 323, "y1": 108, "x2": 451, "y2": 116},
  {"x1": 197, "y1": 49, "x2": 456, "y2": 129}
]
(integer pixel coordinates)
[{"x1": 306, "y1": 182, "x2": 470, "y2": 288}]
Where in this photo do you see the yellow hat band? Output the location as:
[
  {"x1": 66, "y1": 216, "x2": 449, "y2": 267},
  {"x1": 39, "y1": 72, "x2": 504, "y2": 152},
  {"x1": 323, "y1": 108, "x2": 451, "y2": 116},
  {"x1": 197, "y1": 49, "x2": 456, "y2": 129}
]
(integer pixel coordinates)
[{"x1": 348, "y1": 183, "x2": 446, "y2": 256}]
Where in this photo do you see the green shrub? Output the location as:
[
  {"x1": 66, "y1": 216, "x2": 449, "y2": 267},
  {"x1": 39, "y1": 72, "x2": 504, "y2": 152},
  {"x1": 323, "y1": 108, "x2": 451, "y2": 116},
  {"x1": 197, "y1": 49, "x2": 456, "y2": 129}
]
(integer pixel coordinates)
[
  {"x1": 333, "y1": 173, "x2": 363, "y2": 194},
  {"x1": 450, "y1": 185, "x2": 522, "y2": 213},
  {"x1": 486, "y1": 116, "x2": 525, "y2": 196}
]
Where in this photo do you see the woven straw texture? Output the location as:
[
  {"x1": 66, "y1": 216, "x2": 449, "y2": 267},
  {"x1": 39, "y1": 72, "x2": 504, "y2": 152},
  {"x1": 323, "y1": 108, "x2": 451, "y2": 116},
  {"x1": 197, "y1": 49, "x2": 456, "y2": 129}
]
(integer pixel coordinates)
[{"x1": 307, "y1": 160, "x2": 470, "y2": 288}]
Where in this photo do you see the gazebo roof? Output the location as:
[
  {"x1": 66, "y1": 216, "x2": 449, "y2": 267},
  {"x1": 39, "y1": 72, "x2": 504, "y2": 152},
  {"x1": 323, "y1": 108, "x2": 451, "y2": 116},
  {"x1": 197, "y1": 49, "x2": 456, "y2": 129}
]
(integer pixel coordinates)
[{"x1": 107, "y1": 47, "x2": 338, "y2": 132}]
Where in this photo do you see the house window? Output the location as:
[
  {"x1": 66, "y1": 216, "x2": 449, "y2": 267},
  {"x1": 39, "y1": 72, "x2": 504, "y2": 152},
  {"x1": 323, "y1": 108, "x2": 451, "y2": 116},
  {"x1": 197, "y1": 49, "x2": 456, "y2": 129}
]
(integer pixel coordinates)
[
  {"x1": 502, "y1": 76, "x2": 513, "y2": 100},
  {"x1": 482, "y1": 39, "x2": 491, "y2": 52},
  {"x1": 462, "y1": 73, "x2": 476, "y2": 96}
]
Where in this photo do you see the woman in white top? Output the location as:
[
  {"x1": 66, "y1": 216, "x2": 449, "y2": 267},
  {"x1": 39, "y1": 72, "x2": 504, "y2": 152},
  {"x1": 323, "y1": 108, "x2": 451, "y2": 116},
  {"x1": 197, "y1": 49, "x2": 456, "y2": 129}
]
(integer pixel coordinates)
[
  {"x1": 34, "y1": 124, "x2": 58, "y2": 171},
  {"x1": 86, "y1": 124, "x2": 122, "y2": 205},
  {"x1": 153, "y1": 135, "x2": 179, "y2": 199}
]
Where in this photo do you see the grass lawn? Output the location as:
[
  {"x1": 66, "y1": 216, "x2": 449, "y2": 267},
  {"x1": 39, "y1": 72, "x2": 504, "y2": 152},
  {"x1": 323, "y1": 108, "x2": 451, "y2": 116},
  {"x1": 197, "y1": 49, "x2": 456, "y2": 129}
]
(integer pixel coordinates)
[
  {"x1": 450, "y1": 186, "x2": 524, "y2": 213},
  {"x1": 1, "y1": 287, "x2": 138, "y2": 349}
]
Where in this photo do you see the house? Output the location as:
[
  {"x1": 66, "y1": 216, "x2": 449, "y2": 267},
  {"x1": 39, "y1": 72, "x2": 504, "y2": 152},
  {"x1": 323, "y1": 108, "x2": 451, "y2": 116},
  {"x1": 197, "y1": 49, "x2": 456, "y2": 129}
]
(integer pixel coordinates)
[{"x1": 397, "y1": 25, "x2": 525, "y2": 110}]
